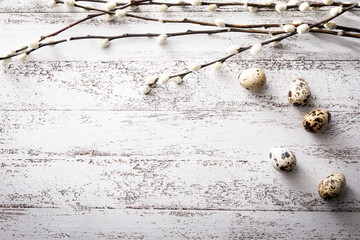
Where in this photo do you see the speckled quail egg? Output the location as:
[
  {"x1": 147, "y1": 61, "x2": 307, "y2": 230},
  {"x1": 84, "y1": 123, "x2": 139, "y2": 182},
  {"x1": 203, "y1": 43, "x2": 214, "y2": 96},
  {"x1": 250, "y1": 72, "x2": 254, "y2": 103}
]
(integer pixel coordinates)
[
  {"x1": 288, "y1": 78, "x2": 311, "y2": 106},
  {"x1": 318, "y1": 173, "x2": 346, "y2": 200},
  {"x1": 269, "y1": 147, "x2": 296, "y2": 172},
  {"x1": 238, "y1": 68, "x2": 266, "y2": 91},
  {"x1": 302, "y1": 109, "x2": 331, "y2": 133}
]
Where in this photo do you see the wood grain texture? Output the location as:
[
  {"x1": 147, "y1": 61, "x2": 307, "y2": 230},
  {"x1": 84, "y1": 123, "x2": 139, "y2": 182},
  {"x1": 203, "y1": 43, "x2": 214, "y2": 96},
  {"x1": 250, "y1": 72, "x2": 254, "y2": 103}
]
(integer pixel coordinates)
[
  {"x1": 0, "y1": 209, "x2": 359, "y2": 239},
  {"x1": 0, "y1": 0, "x2": 360, "y2": 239},
  {"x1": 1, "y1": 59, "x2": 360, "y2": 111}
]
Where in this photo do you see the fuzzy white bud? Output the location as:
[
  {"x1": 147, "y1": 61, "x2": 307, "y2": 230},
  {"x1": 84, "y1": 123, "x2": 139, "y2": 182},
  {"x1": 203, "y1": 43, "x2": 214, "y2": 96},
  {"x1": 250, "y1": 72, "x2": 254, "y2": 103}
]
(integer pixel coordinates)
[
  {"x1": 324, "y1": 21, "x2": 336, "y2": 30},
  {"x1": 100, "y1": 38, "x2": 110, "y2": 48},
  {"x1": 212, "y1": 62, "x2": 223, "y2": 71},
  {"x1": 104, "y1": 14, "x2": 115, "y2": 21},
  {"x1": 310, "y1": 7, "x2": 319, "y2": 11},
  {"x1": 1, "y1": 54, "x2": 12, "y2": 65},
  {"x1": 226, "y1": 45, "x2": 239, "y2": 55},
  {"x1": 299, "y1": 2, "x2": 310, "y2": 11},
  {"x1": 158, "y1": 4, "x2": 168, "y2": 12},
  {"x1": 283, "y1": 25, "x2": 296, "y2": 32},
  {"x1": 1, "y1": 60, "x2": 9, "y2": 66},
  {"x1": 323, "y1": 0, "x2": 333, "y2": 5},
  {"x1": 215, "y1": 19, "x2": 226, "y2": 28},
  {"x1": 207, "y1": 4, "x2": 217, "y2": 11},
  {"x1": 249, "y1": 43, "x2": 262, "y2": 56},
  {"x1": 156, "y1": 34, "x2": 168, "y2": 44},
  {"x1": 158, "y1": 75, "x2": 170, "y2": 85},
  {"x1": 18, "y1": 53, "x2": 27, "y2": 61},
  {"x1": 189, "y1": 62, "x2": 202, "y2": 71},
  {"x1": 248, "y1": 6, "x2": 258, "y2": 12},
  {"x1": 64, "y1": 0, "x2": 75, "y2": 6},
  {"x1": 144, "y1": 76, "x2": 157, "y2": 85},
  {"x1": 82, "y1": 5, "x2": 91, "y2": 12},
  {"x1": 292, "y1": 19, "x2": 303, "y2": 25},
  {"x1": 29, "y1": 41, "x2": 40, "y2": 49},
  {"x1": 129, "y1": 5, "x2": 138, "y2": 10},
  {"x1": 140, "y1": 85, "x2": 151, "y2": 94},
  {"x1": 177, "y1": 0, "x2": 184, "y2": 3},
  {"x1": 297, "y1": 24, "x2": 310, "y2": 34},
  {"x1": 115, "y1": 10, "x2": 126, "y2": 18},
  {"x1": 330, "y1": 6, "x2": 343, "y2": 16},
  {"x1": 270, "y1": 36, "x2": 280, "y2": 46},
  {"x1": 275, "y1": 4, "x2": 287, "y2": 13},
  {"x1": 106, "y1": 1, "x2": 116, "y2": 11},
  {"x1": 48, "y1": 0, "x2": 57, "y2": 7},
  {"x1": 44, "y1": 37, "x2": 56, "y2": 47},
  {"x1": 262, "y1": 0, "x2": 273, "y2": 5},
  {"x1": 190, "y1": 0, "x2": 202, "y2": 6},
  {"x1": 287, "y1": 0, "x2": 299, "y2": 6},
  {"x1": 172, "y1": 76, "x2": 183, "y2": 84}
]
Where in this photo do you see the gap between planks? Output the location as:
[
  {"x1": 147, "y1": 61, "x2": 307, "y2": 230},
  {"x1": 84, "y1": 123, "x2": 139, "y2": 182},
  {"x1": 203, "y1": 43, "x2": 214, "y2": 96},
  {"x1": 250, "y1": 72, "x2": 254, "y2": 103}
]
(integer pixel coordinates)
[{"x1": 0, "y1": 206, "x2": 359, "y2": 213}]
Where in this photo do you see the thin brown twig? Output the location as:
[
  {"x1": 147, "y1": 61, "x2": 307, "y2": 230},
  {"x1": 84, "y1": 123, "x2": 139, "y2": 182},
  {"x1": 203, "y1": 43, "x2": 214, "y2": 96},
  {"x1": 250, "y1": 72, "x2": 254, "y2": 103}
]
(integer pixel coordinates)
[
  {"x1": 66, "y1": 0, "x2": 360, "y2": 9},
  {"x1": 42, "y1": 0, "x2": 149, "y2": 40},
  {"x1": 2, "y1": 25, "x2": 360, "y2": 61},
  {"x1": 124, "y1": 12, "x2": 360, "y2": 34},
  {"x1": 40, "y1": 12, "x2": 103, "y2": 41},
  {"x1": 310, "y1": 28, "x2": 360, "y2": 38}
]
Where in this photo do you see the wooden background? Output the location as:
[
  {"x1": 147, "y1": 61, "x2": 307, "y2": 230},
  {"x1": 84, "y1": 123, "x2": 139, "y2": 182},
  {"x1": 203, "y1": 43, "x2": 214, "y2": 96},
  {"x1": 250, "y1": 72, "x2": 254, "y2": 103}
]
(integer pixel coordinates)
[{"x1": 0, "y1": 0, "x2": 359, "y2": 239}]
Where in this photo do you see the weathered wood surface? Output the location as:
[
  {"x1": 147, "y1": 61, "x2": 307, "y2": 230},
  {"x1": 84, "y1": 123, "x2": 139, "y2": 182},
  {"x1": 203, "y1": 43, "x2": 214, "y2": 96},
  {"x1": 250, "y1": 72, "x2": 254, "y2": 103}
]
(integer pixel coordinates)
[
  {"x1": 0, "y1": 209, "x2": 359, "y2": 239},
  {"x1": 0, "y1": 0, "x2": 360, "y2": 239}
]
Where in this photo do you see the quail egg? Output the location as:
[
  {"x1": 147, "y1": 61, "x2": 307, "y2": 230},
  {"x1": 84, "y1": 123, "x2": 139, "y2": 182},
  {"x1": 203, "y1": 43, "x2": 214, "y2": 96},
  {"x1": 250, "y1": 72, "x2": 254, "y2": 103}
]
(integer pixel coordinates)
[
  {"x1": 238, "y1": 68, "x2": 266, "y2": 91},
  {"x1": 302, "y1": 109, "x2": 331, "y2": 133},
  {"x1": 318, "y1": 173, "x2": 346, "y2": 200},
  {"x1": 288, "y1": 78, "x2": 311, "y2": 106},
  {"x1": 269, "y1": 147, "x2": 296, "y2": 172}
]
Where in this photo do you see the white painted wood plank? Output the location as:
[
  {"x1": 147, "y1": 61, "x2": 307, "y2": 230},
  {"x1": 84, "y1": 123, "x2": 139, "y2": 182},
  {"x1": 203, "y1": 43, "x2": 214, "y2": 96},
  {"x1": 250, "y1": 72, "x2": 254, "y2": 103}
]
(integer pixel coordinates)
[
  {"x1": 0, "y1": 111, "x2": 359, "y2": 211},
  {"x1": 1, "y1": 60, "x2": 359, "y2": 111},
  {"x1": 0, "y1": 157, "x2": 359, "y2": 211},
  {"x1": 0, "y1": 209, "x2": 359, "y2": 239},
  {"x1": 0, "y1": 111, "x2": 359, "y2": 160}
]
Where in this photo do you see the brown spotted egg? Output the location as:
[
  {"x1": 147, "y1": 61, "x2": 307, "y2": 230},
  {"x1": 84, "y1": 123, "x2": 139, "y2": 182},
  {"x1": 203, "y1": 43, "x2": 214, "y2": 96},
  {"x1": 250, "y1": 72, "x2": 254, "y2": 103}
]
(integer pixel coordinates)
[
  {"x1": 269, "y1": 147, "x2": 296, "y2": 172},
  {"x1": 302, "y1": 109, "x2": 331, "y2": 133},
  {"x1": 318, "y1": 173, "x2": 346, "y2": 200},
  {"x1": 238, "y1": 68, "x2": 266, "y2": 91},
  {"x1": 288, "y1": 78, "x2": 311, "y2": 106}
]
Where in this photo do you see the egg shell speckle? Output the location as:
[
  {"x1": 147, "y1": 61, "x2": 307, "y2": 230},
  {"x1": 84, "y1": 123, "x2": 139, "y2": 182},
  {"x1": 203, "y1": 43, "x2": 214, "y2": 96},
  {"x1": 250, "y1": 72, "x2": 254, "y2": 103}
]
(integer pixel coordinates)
[
  {"x1": 302, "y1": 109, "x2": 331, "y2": 133},
  {"x1": 318, "y1": 173, "x2": 346, "y2": 200},
  {"x1": 288, "y1": 78, "x2": 311, "y2": 106},
  {"x1": 269, "y1": 147, "x2": 296, "y2": 172},
  {"x1": 238, "y1": 68, "x2": 266, "y2": 91}
]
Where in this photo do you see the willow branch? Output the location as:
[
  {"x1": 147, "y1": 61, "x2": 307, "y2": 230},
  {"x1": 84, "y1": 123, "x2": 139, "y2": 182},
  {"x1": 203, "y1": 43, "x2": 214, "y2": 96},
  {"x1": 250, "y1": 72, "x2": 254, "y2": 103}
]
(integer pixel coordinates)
[
  {"x1": 53, "y1": 1, "x2": 360, "y2": 33},
  {"x1": 152, "y1": 2, "x2": 359, "y2": 84},
  {"x1": 43, "y1": 0, "x2": 150, "y2": 40},
  {"x1": 2, "y1": 24, "x2": 360, "y2": 62},
  {"x1": 68, "y1": 0, "x2": 360, "y2": 9},
  {"x1": 3, "y1": 0, "x2": 149, "y2": 56}
]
